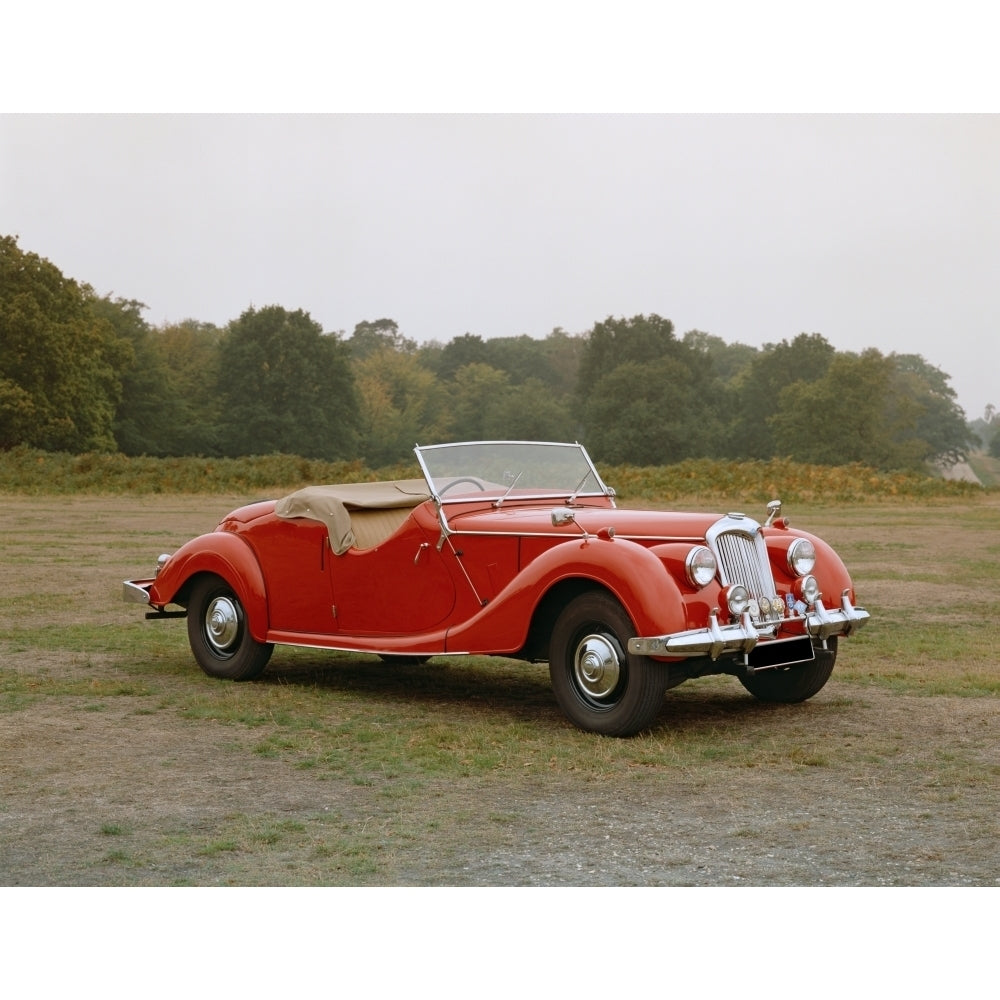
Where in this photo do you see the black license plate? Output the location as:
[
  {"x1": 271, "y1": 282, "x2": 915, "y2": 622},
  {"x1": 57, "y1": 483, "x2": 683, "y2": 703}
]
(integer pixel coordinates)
[{"x1": 747, "y1": 635, "x2": 816, "y2": 670}]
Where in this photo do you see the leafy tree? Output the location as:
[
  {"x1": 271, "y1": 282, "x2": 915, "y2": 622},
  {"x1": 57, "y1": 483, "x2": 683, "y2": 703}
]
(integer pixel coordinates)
[
  {"x1": 90, "y1": 296, "x2": 185, "y2": 456},
  {"x1": 428, "y1": 333, "x2": 489, "y2": 381},
  {"x1": 446, "y1": 363, "x2": 511, "y2": 441},
  {"x1": 0, "y1": 235, "x2": 131, "y2": 452},
  {"x1": 540, "y1": 327, "x2": 586, "y2": 397},
  {"x1": 886, "y1": 353, "x2": 976, "y2": 467},
  {"x1": 768, "y1": 349, "x2": 922, "y2": 469},
  {"x1": 354, "y1": 347, "x2": 450, "y2": 465},
  {"x1": 577, "y1": 314, "x2": 680, "y2": 392},
  {"x1": 347, "y1": 318, "x2": 417, "y2": 360},
  {"x1": 728, "y1": 333, "x2": 836, "y2": 459},
  {"x1": 576, "y1": 314, "x2": 726, "y2": 463},
  {"x1": 215, "y1": 305, "x2": 359, "y2": 459},
  {"x1": 151, "y1": 320, "x2": 225, "y2": 455},
  {"x1": 482, "y1": 377, "x2": 576, "y2": 442},
  {"x1": 583, "y1": 357, "x2": 725, "y2": 465},
  {"x1": 682, "y1": 329, "x2": 759, "y2": 382}
]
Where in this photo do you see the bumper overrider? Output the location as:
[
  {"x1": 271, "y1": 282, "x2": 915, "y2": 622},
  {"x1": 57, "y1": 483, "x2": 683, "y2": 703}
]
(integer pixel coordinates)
[{"x1": 628, "y1": 590, "x2": 870, "y2": 660}]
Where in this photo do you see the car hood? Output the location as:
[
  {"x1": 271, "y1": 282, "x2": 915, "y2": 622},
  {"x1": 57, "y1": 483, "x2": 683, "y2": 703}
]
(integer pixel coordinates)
[{"x1": 447, "y1": 503, "x2": 723, "y2": 541}]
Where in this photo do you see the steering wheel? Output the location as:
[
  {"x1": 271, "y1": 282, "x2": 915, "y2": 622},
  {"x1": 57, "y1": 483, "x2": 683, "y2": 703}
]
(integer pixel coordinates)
[{"x1": 439, "y1": 477, "x2": 487, "y2": 495}]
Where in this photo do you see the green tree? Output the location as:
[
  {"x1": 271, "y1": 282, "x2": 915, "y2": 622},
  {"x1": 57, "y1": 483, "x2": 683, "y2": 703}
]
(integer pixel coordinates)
[
  {"x1": 583, "y1": 357, "x2": 725, "y2": 465},
  {"x1": 540, "y1": 327, "x2": 586, "y2": 398},
  {"x1": 0, "y1": 235, "x2": 131, "y2": 452},
  {"x1": 728, "y1": 333, "x2": 836, "y2": 459},
  {"x1": 447, "y1": 363, "x2": 511, "y2": 441},
  {"x1": 577, "y1": 314, "x2": 680, "y2": 392},
  {"x1": 769, "y1": 349, "x2": 918, "y2": 469},
  {"x1": 215, "y1": 305, "x2": 359, "y2": 459},
  {"x1": 682, "y1": 329, "x2": 759, "y2": 382},
  {"x1": 429, "y1": 333, "x2": 488, "y2": 381},
  {"x1": 152, "y1": 320, "x2": 225, "y2": 455},
  {"x1": 91, "y1": 296, "x2": 183, "y2": 456},
  {"x1": 483, "y1": 377, "x2": 576, "y2": 441},
  {"x1": 347, "y1": 318, "x2": 416, "y2": 360},
  {"x1": 354, "y1": 347, "x2": 449, "y2": 465},
  {"x1": 576, "y1": 315, "x2": 725, "y2": 463},
  {"x1": 886, "y1": 353, "x2": 976, "y2": 467}
]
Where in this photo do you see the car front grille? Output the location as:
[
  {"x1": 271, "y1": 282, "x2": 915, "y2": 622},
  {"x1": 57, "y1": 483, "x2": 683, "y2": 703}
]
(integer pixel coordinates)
[{"x1": 714, "y1": 529, "x2": 775, "y2": 596}]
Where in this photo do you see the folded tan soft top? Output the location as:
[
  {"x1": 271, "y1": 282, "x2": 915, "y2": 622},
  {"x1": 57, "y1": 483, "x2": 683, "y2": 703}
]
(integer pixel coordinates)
[{"x1": 274, "y1": 479, "x2": 431, "y2": 554}]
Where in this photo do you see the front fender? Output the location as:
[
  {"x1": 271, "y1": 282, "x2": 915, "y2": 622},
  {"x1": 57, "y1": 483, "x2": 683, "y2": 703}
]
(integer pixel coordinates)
[
  {"x1": 148, "y1": 532, "x2": 269, "y2": 644},
  {"x1": 444, "y1": 535, "x2": 686, "y2": 653},
  {"x1": 766, "y1": 528, "x2": 857, "y2": 603}
]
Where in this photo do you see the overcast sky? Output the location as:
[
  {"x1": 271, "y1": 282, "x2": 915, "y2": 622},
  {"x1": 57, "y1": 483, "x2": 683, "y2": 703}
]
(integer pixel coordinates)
[{"x1": 2, "y1": 16, "x2": 997, "y2": 423}]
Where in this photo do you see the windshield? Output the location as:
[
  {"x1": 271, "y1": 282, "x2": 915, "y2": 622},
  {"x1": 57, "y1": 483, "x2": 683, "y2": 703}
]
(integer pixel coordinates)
[{"x1": 414, "y1": 441, "x2": 611, "y2": 503}]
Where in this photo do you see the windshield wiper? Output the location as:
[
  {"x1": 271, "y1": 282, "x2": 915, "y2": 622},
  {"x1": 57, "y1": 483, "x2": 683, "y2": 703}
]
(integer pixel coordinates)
[
  {"x1": 567, "y1": 470, "x2": 595, "y2": 505},
  {"x1": 493, "y1": 470, "x2": 522, "y2": 508}
]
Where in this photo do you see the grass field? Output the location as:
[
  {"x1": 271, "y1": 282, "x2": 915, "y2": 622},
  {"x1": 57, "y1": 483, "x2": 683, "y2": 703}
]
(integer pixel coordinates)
[{"x1": 2, "y1": 486, "x2": 999, "y2": 886}]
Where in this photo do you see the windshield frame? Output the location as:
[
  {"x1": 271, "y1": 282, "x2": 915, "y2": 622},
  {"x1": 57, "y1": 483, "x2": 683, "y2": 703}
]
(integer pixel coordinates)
[{"x1": 414, "y1": 440, "x2": 614, "y2": 507}]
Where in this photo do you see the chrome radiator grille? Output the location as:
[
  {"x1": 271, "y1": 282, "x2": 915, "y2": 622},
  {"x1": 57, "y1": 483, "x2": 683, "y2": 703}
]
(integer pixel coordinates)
[{"x1": 713, "y1": 529, "x2": 776, "y2": 598}]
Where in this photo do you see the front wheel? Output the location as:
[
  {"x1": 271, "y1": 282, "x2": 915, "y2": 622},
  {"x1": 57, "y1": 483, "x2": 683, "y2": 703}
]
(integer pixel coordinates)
[
  {"x1": 549, "y1": 592, "x2": 668, "y2": 736},
  {"x1": 187, "y1": 575, "x2": 273, "y2": 681},
  {"x1": 738, "y1": 637, "x2": 837, "y2": 703}
]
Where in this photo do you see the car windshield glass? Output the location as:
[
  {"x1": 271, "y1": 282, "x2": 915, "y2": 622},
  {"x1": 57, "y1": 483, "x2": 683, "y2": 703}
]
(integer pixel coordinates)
[{"x1": 415, "y1": 441, "x2": 608, "y2": 501}]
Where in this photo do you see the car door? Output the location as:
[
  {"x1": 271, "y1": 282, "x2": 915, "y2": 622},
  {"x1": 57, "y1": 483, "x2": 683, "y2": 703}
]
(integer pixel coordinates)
[{"x1": 329, "y1": 518, "x2": 457, "y2": 635}]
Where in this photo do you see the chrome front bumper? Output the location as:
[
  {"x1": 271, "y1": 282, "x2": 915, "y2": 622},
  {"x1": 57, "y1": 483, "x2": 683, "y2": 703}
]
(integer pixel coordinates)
[
  {"x1": 123, "y1": 579, "x2": 153, "y2": 605},
  {"x1": 628, "y1": 591, "x2": 870, "y2": 660}
]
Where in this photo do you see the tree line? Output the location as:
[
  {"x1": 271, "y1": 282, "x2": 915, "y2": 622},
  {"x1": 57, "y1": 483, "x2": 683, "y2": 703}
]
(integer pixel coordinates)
[{"x1": 1, "y1": 234, "x2": 986, "y2": 471}]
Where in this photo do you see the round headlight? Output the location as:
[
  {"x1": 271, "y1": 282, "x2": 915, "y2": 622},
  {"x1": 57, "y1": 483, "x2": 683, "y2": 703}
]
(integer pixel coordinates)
[
  {"x1": 787, "y1": 538, "x2": 816, "y2": 576},
  {"x1": 685, "y1": 545, "x2": 717, "y2": 588},
  {"x1": 726, "y1": 585, "x2": 750, "y2": 617}
]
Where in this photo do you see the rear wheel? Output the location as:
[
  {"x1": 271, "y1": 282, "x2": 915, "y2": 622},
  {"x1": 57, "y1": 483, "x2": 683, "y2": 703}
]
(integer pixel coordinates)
[
  {"x1": 187, "y1": 575, "x2": 273, "y2": 681},
  {"x1": 739, "y1": 637, "x2": 837, "y2": 703},
  {"x1": 549, "y1": 592, "x2": 668, "y2": 736}
]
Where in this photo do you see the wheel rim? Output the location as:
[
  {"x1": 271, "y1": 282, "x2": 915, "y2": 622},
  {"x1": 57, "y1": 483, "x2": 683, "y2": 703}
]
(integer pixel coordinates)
[
  {"x1": 573, "y1": 633, "x2": 624, "y2": 701},
  {"x1": 204, "y1": 595, "x2": 241, "y2": 656}
]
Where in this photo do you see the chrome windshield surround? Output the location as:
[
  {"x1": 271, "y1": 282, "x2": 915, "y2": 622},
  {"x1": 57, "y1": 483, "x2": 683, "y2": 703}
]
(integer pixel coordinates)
[{"x1": 414, "y1": 441, "x2": 614, "y2": 506}]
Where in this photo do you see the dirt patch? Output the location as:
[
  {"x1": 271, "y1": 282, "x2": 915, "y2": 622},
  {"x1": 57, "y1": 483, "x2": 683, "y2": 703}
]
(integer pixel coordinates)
[{"x1": 2, "y1": 494, "x2": 998, "y2": 886}]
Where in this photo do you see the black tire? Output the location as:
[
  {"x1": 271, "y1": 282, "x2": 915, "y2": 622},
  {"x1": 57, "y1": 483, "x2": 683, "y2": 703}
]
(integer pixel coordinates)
[
  {"x1": 738, "y1": 637, "x2": 837, "y2": 703},
  {"x1": 187, "y1": 574, "x2": 273, "y2": 681},
  {"x1": 549, "y1": 591, "x2": 668, "y2": 736}
]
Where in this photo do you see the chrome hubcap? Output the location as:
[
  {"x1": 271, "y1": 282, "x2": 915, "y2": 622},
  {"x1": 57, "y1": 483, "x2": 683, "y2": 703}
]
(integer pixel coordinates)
[
  {"x1": 204, "y1": 595, "x2": 240, "y2": 655},
  {"x1": 573, "y1": 633, "x2": 622, "y2": 700}
]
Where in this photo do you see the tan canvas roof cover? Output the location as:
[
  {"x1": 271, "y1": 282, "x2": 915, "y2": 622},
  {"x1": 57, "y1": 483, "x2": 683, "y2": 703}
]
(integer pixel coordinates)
[{"x1": 274, "y1": 479, "x2": 431, "y2": 555}]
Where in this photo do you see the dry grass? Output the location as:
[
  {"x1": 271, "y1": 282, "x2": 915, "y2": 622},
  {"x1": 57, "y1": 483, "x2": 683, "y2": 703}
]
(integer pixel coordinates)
[{"x1": 1, "y1": 491, "x2": 998, "y2": 886}]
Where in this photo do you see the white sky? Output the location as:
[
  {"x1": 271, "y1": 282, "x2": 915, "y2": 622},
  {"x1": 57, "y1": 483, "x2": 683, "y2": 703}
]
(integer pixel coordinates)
[{"x1": 2, "y1": 7, "x2": 998, "y2": 421}]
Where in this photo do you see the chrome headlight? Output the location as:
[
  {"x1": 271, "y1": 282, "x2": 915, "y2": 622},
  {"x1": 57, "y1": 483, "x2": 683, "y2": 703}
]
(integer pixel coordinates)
[
  {"x1": 155, "y1": 553, "x2": 171, "y2": 577},
  {"x1": 725, "y1": 585, "x2": 750, "y2": 617},
  {"x1": 796, "y1": 574, "x2": 821, "y2": 605},
  {"x1": 685, "y1": 545, "x2": 717, "y2": 588},
  {"x1": 787, "y1": 538, "x2": 816, "y2": 576}
]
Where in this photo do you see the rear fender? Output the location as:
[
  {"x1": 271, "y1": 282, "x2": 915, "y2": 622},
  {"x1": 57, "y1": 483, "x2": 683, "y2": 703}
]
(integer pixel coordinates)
[{"x1": 148, "y1": 532, "x2": 269, "y2": 643}]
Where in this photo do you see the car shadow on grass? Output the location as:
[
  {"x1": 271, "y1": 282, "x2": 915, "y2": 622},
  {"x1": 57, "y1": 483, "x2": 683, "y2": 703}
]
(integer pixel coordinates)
[{"x1": 252, "y1": 649, "x2": 851, "y2": 737}]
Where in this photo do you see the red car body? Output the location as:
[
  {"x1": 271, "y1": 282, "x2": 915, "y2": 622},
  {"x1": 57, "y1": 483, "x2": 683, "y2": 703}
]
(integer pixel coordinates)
[{"x1": 124, "y1": 441, "x2": 869, "y2": 736}]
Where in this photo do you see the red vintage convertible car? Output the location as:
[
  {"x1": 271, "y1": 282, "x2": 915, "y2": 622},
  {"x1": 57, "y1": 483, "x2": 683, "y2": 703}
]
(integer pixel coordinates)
[{"x1": 124, "y1": 440, "x2": 869, "y2": 736}]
